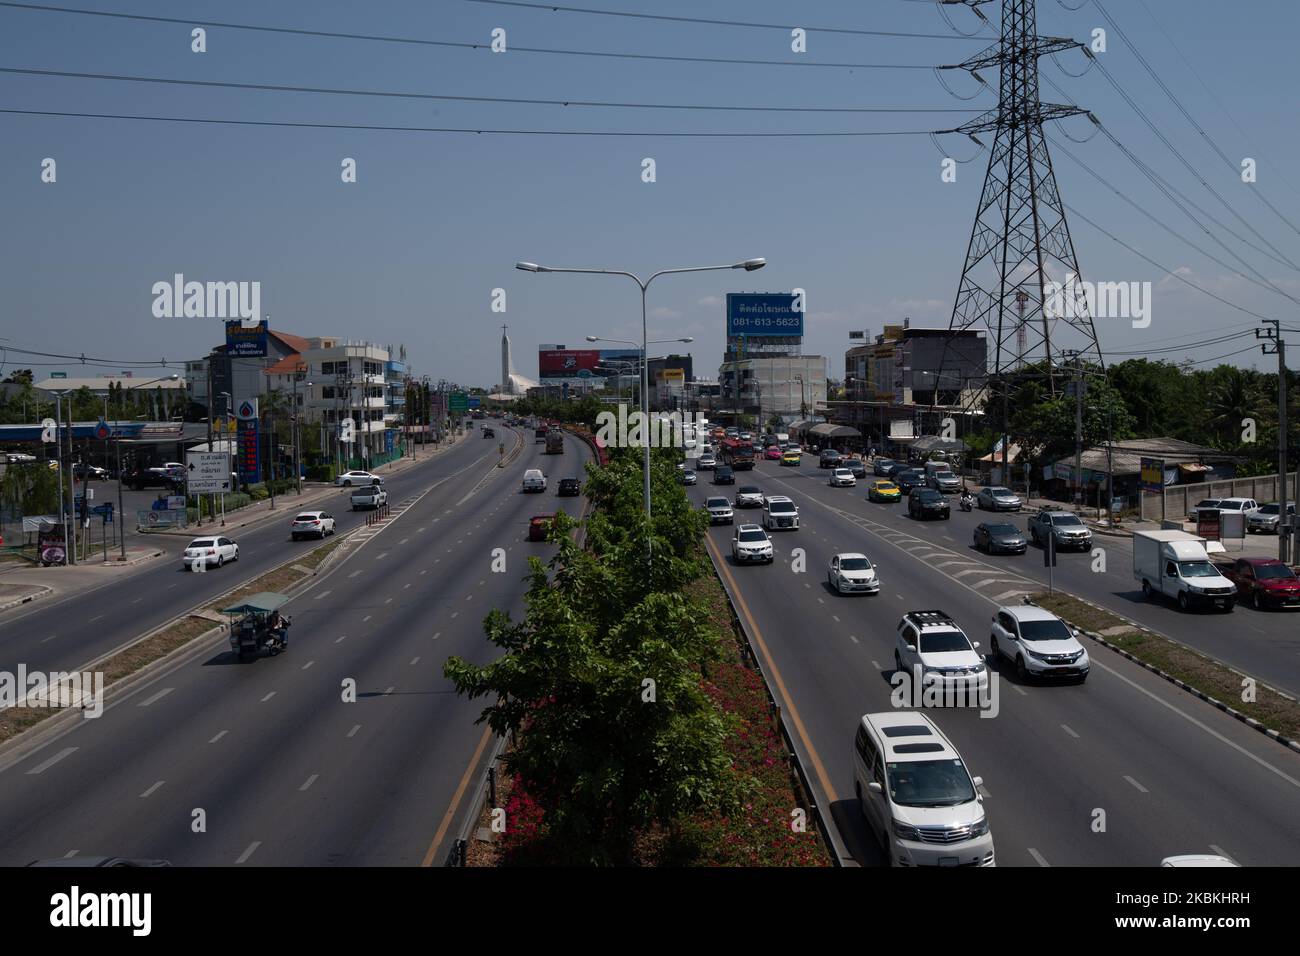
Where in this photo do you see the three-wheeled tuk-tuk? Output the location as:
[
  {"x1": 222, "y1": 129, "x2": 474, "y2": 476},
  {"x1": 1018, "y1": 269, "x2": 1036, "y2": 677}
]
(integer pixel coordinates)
[{"x1": 222, "y1": 592, "x2": 293, "y2": 661}]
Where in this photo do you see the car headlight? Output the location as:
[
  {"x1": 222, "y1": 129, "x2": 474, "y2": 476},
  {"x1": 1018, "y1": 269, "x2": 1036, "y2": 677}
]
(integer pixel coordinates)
[
  {"x1": 892, "y1": 819, "x2": 922, "y2": 842},
  {"x1": 969, "y1": 816, "x2": 989, "y2": 838},
  {"x1": 1023, "y1": 647, "x2": 1046, "y2": 662}
]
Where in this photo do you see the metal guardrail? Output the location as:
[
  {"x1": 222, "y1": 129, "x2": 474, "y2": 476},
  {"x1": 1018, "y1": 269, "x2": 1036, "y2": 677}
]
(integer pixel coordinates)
[{"x1": 443, "y1": 732, "x2": 509, "y2": 867}]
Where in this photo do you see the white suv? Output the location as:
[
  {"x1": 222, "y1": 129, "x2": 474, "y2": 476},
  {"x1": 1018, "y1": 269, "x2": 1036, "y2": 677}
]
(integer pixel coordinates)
[
  {"x1": 894, "y1": 610, "x2": 988, "y2": 694},
  {"x1": 762, "y1": 495, "x2": 800, "y2": 531},
  {"x1": 731, "y1": 524, "x2": 774, "y2": 564},
  {"x1": 291, "y1": 511, "x2": 336, "y2": 540},
  {"x1": 521, "y1": 469, "x2": 546, "y2": 492},
  {"x1": 989, "y1": 604, "x2": 1089, "y2": 683},
  {"x1": 853, "y1": 711, "x2": 994, "y2": 867}
]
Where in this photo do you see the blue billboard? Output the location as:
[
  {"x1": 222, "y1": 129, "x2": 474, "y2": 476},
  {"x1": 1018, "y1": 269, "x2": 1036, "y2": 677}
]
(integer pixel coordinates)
[
  {"x1": 225, "y1": 320, "x2": 269, "y2": 357},
  {"x1": 726, "y1": 293, "x2": 804, "y2": 338}
]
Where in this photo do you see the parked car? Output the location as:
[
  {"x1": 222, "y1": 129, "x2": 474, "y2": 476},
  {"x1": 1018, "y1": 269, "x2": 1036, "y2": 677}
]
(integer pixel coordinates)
[
  {"x1": 182, "y1": 536, "x2": 239, "y2": 570},
  {"x1": 712, "y1": 465, "x2": 735, "y2": 485},
  {"x1": 1216, "y1": 497, "x2": 1260, "y2": 518},
  {"x1": 1188, "y1": 498, "x2": 1221, "y2": 521},
  {"x1": 125, "y1": 467, "x2": 182, "y2": 491},
  {"x1": 1028, "y1": 508, "x2": 1092, "y2": 551},
  {"x1": 734, "y1": 485, "x2": 764, "y2": 508},
  {"x1": 290, "y1": 511, "x2": 336, "y2": 540},
  {"x1": 989, "y1": 604, "x2": 1089, "y2": 682},
  {"x1": 556, "y1": 478, "x2": 581, "y2": 497},
  {"x1": 336, "y1": 470, "x2": 382, "y2": 487},
  {"x1": 1246, "y1": 502, "x2": 1296, "y2": 534},
  {"x1": 976, "y1": 486, "x2": 1022, "y2": 511},
  {"x1": 908, "y1": 488, "x2": 951, "y2": 520},
  {"x1": 351, "y1": 485, "x2": 387, "y2": 510},
  {"x1": 973, "y1": 522, "x2": 1027, "y2": 555},
  {"x1": 827, "y1": 552, "x2": 880, "y2": 595},
  {"x1": 828, "y1": 467, "x2": 856, "y2": 488},
  {"x1": 705, "y1": 496, "x2": 734, "y2": 525},
  {"x1": 731, "y1": 524, "x2": 774, "y2": 564},
  {"x1": 528, "y1": 513, "x2": 556, "y2": 541},
  {"x1": 72, "y1": 463, "x2": 109, "y2": 481},
  {"x1": 1214, "y1": 556, "x2": 1300, "y2": 610},
  {"x1": 853, "y1": 710, "x2": 994, "y2": 867}
]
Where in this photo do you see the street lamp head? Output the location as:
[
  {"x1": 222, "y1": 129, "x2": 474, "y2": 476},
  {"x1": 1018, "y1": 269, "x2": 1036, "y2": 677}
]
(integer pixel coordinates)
[
  {"x1": 738, "y1": 258, "x2": 767, "y2": 272},
  {"x1": 585, "y1": 335, "x2": 599, "y2": 342},
  {"x1": 516, "y1": 261, "x2": 545, "y2": 273},
  {"x1": 678, "y1": 337, "x2": 694, "y2": 343}
]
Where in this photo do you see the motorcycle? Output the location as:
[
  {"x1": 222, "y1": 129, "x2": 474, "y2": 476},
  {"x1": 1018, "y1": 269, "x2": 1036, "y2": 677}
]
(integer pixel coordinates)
[{"x1": 959, "y1": 494, "x2": 974, "y2": 512}]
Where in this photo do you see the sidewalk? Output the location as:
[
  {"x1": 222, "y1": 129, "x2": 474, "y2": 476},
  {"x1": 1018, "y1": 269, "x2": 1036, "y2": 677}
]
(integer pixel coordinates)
[{"x1": 0, "y1": 545, "x2": 166, "y2": 612}]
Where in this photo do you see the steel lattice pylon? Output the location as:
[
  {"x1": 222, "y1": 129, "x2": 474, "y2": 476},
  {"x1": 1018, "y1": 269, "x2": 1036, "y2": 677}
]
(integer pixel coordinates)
[{"x1": 942, "y1": 0, "x2": 1104, "y2": 400}]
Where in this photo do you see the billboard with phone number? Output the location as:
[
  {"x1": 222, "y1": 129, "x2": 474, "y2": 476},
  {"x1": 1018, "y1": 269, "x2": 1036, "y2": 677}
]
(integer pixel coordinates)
[{"x1": 726, "y1": 293, "x2": 804, "y2": 337}]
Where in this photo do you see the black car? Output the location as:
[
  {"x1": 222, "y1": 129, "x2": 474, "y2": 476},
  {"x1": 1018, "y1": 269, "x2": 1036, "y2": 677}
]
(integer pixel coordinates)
[
  {"x1": 482, "y1": 427, "x2": 495, "y2": 438},
  {"x1": 713, "y1": 465, "x2": 735, "y2": 485},
  {"x1": 124, "y1": 468, "x2": 182, "y2": 492},
  {"x1": 557, "y1": 478, "x2": 581, "y2": 496},
  {"x1": 974, "y1": 521, "x2": 1027, "y2": 554},
  {"x1": 818, "y1": 450, "x2": 842, "y2": 469},
  {"x1": 844, "y1": 458, "x2": 867, "y2": 480},
  {"x1": 908, "y1": 488, "x2": 950, "y2": 520},
  {"x1": 894, "y1": 468, "x2": 926, "y2": 494}
]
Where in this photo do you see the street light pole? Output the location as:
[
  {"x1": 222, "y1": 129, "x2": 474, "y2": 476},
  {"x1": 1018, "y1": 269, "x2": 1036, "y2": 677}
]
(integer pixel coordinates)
[{"x1": 519, "y1": 256, "x2": 765, "y2": 521}]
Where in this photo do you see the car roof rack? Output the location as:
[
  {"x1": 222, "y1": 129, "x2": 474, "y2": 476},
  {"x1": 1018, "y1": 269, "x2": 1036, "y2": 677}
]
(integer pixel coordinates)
[{"x1": 905, "y1": 610, "x2": 957, "y2": 627}]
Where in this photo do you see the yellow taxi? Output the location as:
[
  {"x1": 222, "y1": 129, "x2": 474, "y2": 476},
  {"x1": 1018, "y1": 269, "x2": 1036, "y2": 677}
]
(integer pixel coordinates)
[
  {"x1": 868, "y1": 480, "x2": 902, "y2": 502},
  {"x1": 780, "y1": 449, "x2": 802, "y2": 467}
]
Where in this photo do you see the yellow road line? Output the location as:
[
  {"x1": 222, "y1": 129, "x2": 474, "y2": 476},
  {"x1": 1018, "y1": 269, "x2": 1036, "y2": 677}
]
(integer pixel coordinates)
[{"x1": 421, "y1": 723, "x2": 496, "y2": 867}]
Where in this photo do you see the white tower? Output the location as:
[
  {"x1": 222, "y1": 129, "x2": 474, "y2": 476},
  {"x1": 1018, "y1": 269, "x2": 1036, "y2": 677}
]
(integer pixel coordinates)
[{"x1": 500, "y1": 324, "x2": 511, "y2": 394}]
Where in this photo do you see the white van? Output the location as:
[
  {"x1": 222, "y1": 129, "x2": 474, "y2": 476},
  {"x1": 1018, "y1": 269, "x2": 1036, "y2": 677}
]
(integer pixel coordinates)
[
  {"x1": 853, "y1": 711, "x2": 994, "y2": 867},
  {"x1": 522, "y1": 469, "x2": 546, "y2": 493},
  {"x1": 1132, "y1": 529, "x2": 1236, "y2": 612}
]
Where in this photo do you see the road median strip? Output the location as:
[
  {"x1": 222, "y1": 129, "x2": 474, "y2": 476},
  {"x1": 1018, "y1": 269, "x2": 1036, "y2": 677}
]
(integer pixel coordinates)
[{"x1": 1030, "y1": 590, "x2": 1300, "y2": 754}]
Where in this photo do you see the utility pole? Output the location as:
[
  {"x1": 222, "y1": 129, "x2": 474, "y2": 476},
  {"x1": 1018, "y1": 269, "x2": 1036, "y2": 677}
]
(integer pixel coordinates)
[
  {"x1": 1065, "y1": 350, "x2": 1085, "y2": 508},
  {"x1": 1257, "y1": 321, "x2": 1290, "y2": 562},
  {"x1": 205, "y1": 352, "x2": 214, "y2": 526}
]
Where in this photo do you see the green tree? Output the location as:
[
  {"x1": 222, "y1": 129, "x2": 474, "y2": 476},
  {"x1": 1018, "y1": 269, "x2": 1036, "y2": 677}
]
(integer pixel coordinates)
[{"x1": 443, "y1": 447, "x2": 736, "y2": 864}]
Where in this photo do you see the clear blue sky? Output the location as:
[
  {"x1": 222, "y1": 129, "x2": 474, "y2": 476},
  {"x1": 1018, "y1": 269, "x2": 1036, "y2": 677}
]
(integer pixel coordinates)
[{"x1": 2, "y1": 0, "x2": 1297, "y2": 386}]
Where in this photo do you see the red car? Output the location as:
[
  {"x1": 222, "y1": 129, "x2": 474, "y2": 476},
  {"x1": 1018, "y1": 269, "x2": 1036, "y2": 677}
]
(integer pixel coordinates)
[
  {"x1": 764, "y1": 445, "x2": 783, "y2": 461},
  {"x1": 1217, "y1": 557, "x2": 1300, "y2": 610},
  {"x1": 528, "y1": 514, "x2": 556, "y2": 542}
]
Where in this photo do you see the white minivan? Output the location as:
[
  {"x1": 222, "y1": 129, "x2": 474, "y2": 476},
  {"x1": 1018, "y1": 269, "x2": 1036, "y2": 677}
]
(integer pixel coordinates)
[
  {"x1": 853, "y1": 711, "x2": 995, "y2": 867},
  {"x1": 522, "y1": 469, "x2": 546, "y2": 493}
]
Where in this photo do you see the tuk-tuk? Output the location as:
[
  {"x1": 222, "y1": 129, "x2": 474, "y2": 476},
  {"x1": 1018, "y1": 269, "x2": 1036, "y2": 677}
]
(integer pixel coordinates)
[{"x1": 221, "y1": 592, "x2": 292, "y2": 660}]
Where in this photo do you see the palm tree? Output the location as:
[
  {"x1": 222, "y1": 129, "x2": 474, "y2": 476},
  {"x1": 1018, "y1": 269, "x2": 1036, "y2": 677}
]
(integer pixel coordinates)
[{"x1": 1207, "y1": 368, "x2": 1263, "y2": 447}]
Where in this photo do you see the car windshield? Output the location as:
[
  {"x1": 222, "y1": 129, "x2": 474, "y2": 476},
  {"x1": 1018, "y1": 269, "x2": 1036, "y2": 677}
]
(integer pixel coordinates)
[
  {"x1": 917, "y1": 491, "x2": 941, "y2": 501},
  {"x1": 706, "y1": 498, "x2": 729, "y2": 508},
  {"x1": 988, "y1": 487, "x2": 1013, "y2": 496},
  {"x1": 1255, "y1": 564, "x2": 1298, "y2": 581},
  {"x1": 886, "y1": 758, "x2": 975, "y2": 808},
  {"x1": 189, "y1": 539, "x2": 215, "y2": 548},
  {"x1": 878, "y1": 483, "x2": 897, "y2": 491},
  {"x1": 770, "y1": 501, "x2": 796, "y2": 513},
  {"x1": 1219, "y1": 501, "x2": 1245, "y2": 510},
  {"x1": 738, "y1": 530, "x2": 767, "y2": 543},
  {"x1": 1178, "y1": 560, "x2": 1220, "y2": 578},
  {"x1": 1017, "y1": 619, "x2": 1074, "y2": 642},
  {"x1": 918, "y1": 630, "x2": 971, "y2": 654},
  {"x1": 840, "y1": 558, "x2": 872, "y2": 571},
  {"x1": 1256, "y1": 504, "x2": 1279, "y2": 515},
  {"x1": 1051, "y1": 514, "x2": 1083, "y2": 526},
  {"x1": 739, "y1": 487, "x2": 760, "y2": 495},
  {"x1": 1195, "y1": 500, "x2": 1219, "y2": 508},
  {"x1": 294, "y1": 515, "x2": 318, "y2": 522},
  {"x1": 987, "y1": 524, "x2": 1019, "y2": 535}
]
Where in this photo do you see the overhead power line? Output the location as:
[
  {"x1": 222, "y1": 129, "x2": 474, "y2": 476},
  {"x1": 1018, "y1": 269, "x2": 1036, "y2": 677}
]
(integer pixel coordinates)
[
  {"x1": 0, "y1": 3, "x2": 937, "y2": 70},
  {"x1": 457, "y1": 0, "x2": 987, "y2": 39},
  {"x1": 0, "y1": 67, "x2": 981, "y2": 114},
  {"x1": 0, "y1": 107, "x2": 940, "y2": 137}
]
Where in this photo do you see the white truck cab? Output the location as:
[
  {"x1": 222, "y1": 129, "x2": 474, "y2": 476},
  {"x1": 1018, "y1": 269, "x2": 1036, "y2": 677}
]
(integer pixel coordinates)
[{"x1": 1132, "y1": 529, "x2": 1236, "y2": 612}]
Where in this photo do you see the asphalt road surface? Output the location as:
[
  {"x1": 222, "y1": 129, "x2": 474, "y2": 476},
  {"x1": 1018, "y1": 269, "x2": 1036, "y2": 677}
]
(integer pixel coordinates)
[
  {"x1": 0, "y1": 428, "x2": 591, "y2": 866},
  {"x1": 689, "y1": 457, "x2": 1300, "y2": 866}
]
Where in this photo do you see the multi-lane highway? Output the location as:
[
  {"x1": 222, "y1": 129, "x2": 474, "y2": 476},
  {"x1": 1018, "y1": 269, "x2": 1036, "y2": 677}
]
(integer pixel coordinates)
[
  {"x1": 688, "y1": 455, "x2": 1300, "y2": 866},
  {"x1": 0, "y1": 426, "x2": 591, "y2": 866},
  {"x1": 0, "y1": 436, "x2": 507, "y2": 676}
]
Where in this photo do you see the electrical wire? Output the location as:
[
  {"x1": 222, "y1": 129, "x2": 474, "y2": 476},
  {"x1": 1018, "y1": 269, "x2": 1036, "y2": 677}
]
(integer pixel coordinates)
[
  {"x1": 457, "y1": 0, "x2": 987, "y2": 40},
  {"x1": 0, "y1": 67, "x2": 980, "y2": 115},
  {"x1": 0, "y1": 108, "x2": 942, "y2": 137}
]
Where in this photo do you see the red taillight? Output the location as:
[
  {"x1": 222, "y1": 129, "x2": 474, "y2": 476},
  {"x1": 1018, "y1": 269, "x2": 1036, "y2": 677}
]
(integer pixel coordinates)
[{"x1": 312, "y1": 519, "x2": 320, "y2": 524}]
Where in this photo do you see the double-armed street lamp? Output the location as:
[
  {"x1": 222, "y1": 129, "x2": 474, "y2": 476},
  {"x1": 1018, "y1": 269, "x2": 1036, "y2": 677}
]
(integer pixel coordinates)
[{"x1": 516, "y1": 257, "x2": 765, "y2": 518}]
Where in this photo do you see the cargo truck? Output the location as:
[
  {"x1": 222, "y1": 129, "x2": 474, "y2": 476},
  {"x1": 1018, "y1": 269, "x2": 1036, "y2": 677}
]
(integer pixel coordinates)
[
  {"x1": 545, "y1": 430, "x2": 564, "y2": 454},
  {"x1": 1132, "y1": 529, "x2": 1237, "y2": 612}
]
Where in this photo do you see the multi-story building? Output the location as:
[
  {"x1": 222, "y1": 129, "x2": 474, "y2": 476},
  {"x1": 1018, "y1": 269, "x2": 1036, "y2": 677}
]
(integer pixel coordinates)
[{"x1": 717, "y1": 355, "x2": 827, "y2": 424}]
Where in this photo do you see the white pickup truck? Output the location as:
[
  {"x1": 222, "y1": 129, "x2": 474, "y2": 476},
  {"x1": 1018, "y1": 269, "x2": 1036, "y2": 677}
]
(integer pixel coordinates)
[
  {"x1": 350, "y1": 485, "x2": 388, "y2": 511},
  {"x1": 1132, "y1": 529, "x2": 1236, "y2": 612}
]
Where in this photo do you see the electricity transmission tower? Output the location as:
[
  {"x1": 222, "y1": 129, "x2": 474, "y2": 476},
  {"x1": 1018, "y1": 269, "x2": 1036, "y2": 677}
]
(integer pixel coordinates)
[{"x1": 935, "y1": 0, "x2": 1105, "y2": 485}]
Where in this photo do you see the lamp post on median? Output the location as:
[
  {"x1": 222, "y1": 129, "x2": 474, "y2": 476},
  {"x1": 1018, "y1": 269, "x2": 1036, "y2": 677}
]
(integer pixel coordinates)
[
  {"x1": 517, "y1": 257, "x2": 764, "y2": 520},
  {"x1": 116, "y1": 373, "x2": 178, "y2": 556}
]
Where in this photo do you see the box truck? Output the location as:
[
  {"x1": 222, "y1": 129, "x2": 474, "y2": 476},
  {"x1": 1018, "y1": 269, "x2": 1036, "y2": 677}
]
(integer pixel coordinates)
[{"x1": 1132, "y1": 529, "x2": 1237, "y2": 612}]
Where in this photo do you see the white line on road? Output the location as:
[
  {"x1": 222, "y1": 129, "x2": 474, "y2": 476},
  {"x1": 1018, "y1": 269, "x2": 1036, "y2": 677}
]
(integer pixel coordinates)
[
  {"x1": 299, "y1": 774, "x2": 319, "y2": 791},
  {"x1": 1027, "y1": 847, "x2": 1051, "y2": 867},
  {"x1": 849, "y1": 635, "x2": 860, "y2": 644},
  {"x1": 953, "y1": 568, "x2": 1000, "y2": 579},
  {"x1": 63, "y1": 850, "x2": 78, "y2": 858},
  {"x1": 817, "y1": 597, "x2": 824, "y2": 604},
  {"x1": 209, "y1": 731, "x2": 228, "y2": 744},
  {"x1": 314, "y1": 590, "x2": 332, "y2": 600},
  {"x1": 1061, "y1": 724, "x2": 1080, "y2": 739},
  {"x1": 403, "y1": 583, "x2": 411, "y2": 589},
  {"x1": 384, "y1": 686, "x2": 395, "y2": 695},
  {"x1": 451, "y1": 611, "x2": 459, "y2": 619},
  {"x1": 362, "y1": 615, "x2": 371, "y2": 622},
  {"x1": 260, "y1": 691, "x2": 276, "y2": 703},
  {"x1": 347, "y1": 724, "x2": 361, "y2": 738},
  {"x1": 25, "y1": 747, "x2": 76, "y2": 775},
  {"x1": 1209, "y1": 844, "x2": 1236, "y2": 862},
  {"x1": 385, "y1": 597, "x2": 393, "y2": 604},
  {"x1": 432, "y1": 632, "x2": 441, "y2": 640},
  {"x1": 138, "y1": 688, "x2": 174, "y2": 707},
  {"x1": 235, "y1": 842, "x2": 261, "y2": 864},
  {"x1": 302, "y1": 660, "x2": 315, "y2": 670},
  {"x1": 88, "y1": 614, "x2": 103, "y2": 622},
  {"x1": 375, "y1": 552, "x2": 388, "y2": 561},
  {"x1": 348, "y1": 570, "x2": 362, "y2": 578},
  {"x1": 832, "y1": 615, "x2": 840, "y2": 623},
  {"x1": 991, "y1": 590, "x2": 1028, "y2": 603},
  {"x1": 1012, "y1": 685, "x2": 1027, "y2": 697},
  {"x1": 420, "y1": 569, "x2": 428, "y2": 575},
  {"x1": 1124, "y1": 775, "x2": 1149, "y2": 794},
  {"x1": 410, "y1": 657, "x2": 420, "y2": 666},
  {"x1": 140, "y1": 780, "x2": 165, "y2": 798},
  {"x1": 39, "y1": 634, "x2": 58, "y2": 643},
  {"x1": 399, "y1": 538, "x2": 409, "y2": 545}
]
